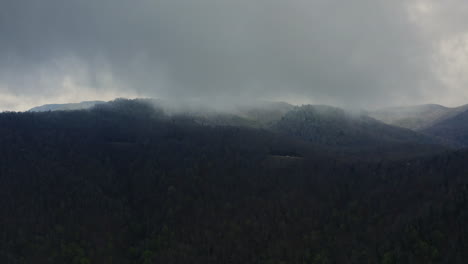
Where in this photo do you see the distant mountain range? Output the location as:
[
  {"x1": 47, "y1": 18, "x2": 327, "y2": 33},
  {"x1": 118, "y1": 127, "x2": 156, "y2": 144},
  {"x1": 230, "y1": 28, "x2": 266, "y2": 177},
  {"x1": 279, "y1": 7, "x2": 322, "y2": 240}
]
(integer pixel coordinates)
[
  {"x1": 29, "y1": 99, "x2": 468, "y2": 148},
  {"x1": 28, "y1": 99, "x2": 450, "y2": 157},
  {"x1": 28, "y1": 101, "x2": 105, "y2": 112}
]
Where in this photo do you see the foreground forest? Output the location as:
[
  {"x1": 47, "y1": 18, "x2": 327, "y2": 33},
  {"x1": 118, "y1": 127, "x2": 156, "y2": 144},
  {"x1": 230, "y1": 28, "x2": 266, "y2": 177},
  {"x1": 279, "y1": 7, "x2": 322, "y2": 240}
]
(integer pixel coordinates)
[{"x1": 1, "y1": 99, "x2": 468, "y2": 263}]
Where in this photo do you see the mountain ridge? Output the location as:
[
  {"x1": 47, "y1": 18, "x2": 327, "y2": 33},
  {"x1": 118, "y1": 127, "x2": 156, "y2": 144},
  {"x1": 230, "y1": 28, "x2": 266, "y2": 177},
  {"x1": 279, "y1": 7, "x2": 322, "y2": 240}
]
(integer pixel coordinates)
[
  {"x1": 369, "y1": 103, "x2": 468, "y2": 130},
  {"x1": 28, "y1": 100, "x2": 106, "y2": 112}
]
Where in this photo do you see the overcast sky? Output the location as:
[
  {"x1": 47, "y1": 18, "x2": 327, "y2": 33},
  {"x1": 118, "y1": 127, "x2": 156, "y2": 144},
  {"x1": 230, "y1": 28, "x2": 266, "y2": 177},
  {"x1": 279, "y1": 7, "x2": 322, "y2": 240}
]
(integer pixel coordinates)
[{"x1": 1, "y1": 0, "x2": 468, "y2": 111}]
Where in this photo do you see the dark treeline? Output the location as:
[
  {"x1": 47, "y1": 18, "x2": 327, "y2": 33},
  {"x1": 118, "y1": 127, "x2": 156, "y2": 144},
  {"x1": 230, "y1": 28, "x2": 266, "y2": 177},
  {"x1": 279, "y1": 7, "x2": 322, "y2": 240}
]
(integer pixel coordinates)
[{"x1": 1, "y1": 99, "x2": 467, "y2": 263}]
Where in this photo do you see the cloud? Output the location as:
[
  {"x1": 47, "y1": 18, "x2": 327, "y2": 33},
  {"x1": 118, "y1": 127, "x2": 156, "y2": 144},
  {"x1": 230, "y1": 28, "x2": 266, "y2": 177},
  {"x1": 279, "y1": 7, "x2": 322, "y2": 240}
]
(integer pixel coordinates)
[{"x1": 1, "y1": 0, "x2": 468, "y2": 110}]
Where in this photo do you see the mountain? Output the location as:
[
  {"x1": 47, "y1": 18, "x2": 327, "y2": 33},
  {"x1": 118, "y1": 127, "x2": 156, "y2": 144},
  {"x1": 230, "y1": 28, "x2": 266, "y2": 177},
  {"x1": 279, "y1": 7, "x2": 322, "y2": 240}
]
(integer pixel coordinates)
[
  {"x1": 28, "y1": 100, "x2": 105, "y2": 112},
  {"x1": 369, "y1": 104, "x2": 468, "y2": 130},
  {"x1": 26, "y1": 99, "x2": 451, "y2": 157},
  {"x1": 119, "y1": 100, "x2": 448, "y2": 158},
  {"x1": 271, "y1": 105, "x2": 446, "y2": 158},
  {"x1": 1, "y1": 98, "x2": 468, "y2": 263},
  {"x1": 369, "y1": 103, "x2": 468, "y2": 147},
  {"x1": 422, "y1": 108, "x2": 468, "y2": 147}
]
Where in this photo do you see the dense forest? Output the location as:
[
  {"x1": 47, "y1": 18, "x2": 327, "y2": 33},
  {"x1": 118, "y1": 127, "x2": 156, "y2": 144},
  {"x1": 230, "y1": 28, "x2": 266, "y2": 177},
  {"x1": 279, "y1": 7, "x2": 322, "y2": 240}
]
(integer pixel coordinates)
[{"x1": 1, "y1": 99, "x2": 468, "y2": 263}]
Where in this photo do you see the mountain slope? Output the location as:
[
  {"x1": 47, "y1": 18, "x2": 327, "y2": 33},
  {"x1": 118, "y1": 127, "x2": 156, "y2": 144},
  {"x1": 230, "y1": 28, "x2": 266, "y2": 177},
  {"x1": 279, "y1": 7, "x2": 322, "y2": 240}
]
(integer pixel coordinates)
[
  {"x1": 370, "y1": 104, "x2": 468, "y2": 130},
  {"x1": 422, "y1": 108, "x2": 468, "y2": 147},
  {"x1": 271, "y1": 105, "x2": 447, "y2": 157}
]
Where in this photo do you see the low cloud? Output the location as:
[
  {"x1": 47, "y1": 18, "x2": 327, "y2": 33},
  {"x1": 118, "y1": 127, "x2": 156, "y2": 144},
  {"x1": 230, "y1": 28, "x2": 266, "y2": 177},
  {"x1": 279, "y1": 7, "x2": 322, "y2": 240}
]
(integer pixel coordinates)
[{"x1": 1, "y1": 0, "x2": 468, "y2": 110}]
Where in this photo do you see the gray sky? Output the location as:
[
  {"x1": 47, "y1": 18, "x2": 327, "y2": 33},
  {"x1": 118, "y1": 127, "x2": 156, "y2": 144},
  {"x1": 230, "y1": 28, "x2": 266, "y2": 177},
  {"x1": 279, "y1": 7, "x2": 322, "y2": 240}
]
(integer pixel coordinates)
[{"x1": 1, "y1": 0, "x2": 468, "y2": 111}]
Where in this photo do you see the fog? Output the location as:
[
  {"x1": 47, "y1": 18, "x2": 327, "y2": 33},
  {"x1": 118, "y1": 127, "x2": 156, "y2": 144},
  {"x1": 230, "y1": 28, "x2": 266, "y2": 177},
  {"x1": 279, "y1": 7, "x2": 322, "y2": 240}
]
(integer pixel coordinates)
[{"x1": 2, "y1": 0, "x2": 468, "y2": 111}]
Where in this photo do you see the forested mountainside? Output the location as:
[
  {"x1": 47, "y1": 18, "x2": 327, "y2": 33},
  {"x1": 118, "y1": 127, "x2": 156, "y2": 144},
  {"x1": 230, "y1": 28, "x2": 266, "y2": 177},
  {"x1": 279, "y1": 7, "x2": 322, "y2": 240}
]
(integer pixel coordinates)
[
  {"x1": 1, "y1": 99, "x2": 468, "y2": 263},
  {"x1": 271, "y1": 105, "x2": 447, "y2": 158},
  {"x1": 369, "y1": 104, "x2": 468, "y2": 147},
  {"x1": 422, "y1": 109, "x2": 468, "y2": 147}
]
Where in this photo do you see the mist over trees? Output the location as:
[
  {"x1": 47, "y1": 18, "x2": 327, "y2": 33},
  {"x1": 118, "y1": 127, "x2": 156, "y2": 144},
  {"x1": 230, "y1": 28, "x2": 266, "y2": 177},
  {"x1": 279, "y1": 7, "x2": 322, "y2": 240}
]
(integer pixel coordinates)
[{"x1": 3, "y1": 0, "x2": 468, "y2": 262}]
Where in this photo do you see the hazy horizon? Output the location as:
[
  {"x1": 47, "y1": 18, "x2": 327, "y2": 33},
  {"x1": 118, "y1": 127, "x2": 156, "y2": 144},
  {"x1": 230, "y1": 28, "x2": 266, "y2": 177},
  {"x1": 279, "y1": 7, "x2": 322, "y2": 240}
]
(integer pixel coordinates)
[{"x1": 14, "y1": 96, "x2": 468, "y2": 114}]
